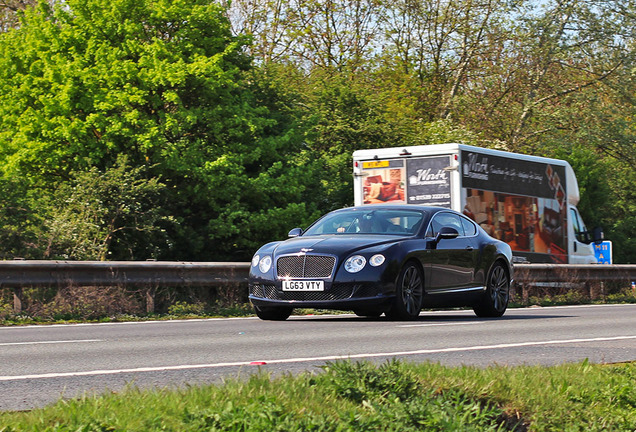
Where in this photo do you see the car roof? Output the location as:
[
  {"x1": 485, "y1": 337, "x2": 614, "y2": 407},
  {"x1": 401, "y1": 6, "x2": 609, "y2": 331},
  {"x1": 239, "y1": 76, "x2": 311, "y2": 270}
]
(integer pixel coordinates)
[{"x1": 335, "y1": 205, "x2": 452, "y2": 214}]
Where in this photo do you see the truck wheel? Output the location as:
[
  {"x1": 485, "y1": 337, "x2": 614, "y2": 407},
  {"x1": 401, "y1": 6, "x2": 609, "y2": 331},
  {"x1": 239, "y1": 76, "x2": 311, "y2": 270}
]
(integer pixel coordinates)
[
  {"x1": 386, "y1": 262, "x2": 424, "y2": 320},
  {"x1": 473, "y1": 263, "x2": 509, "y2": 318},
  {"x1": 254, "y1": 306, "x2": 293, "y2": 321}
]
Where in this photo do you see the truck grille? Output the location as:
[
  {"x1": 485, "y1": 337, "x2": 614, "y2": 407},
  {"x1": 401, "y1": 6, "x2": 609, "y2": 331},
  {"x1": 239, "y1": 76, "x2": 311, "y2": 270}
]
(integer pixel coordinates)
[{"x1": 277, "y1": 255, "x2": 336, "y2": 278}]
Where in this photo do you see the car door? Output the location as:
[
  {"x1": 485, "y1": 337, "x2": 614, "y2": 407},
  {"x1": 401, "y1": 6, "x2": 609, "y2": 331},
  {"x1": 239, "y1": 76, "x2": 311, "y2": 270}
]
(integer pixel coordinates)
[{"x1": 425, "y1": 212, "x2": 478, "y2": 293}]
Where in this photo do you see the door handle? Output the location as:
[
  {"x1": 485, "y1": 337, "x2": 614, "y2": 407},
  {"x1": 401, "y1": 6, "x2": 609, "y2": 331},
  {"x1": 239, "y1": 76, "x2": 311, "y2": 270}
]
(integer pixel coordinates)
[{"x1": 465, "y1": 246, "x2": 474, "y2": 251}]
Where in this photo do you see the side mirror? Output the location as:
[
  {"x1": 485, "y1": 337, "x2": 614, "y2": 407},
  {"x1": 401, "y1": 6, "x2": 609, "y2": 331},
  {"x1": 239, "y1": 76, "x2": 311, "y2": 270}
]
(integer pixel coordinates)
[
  {"x1": 288, "y1": 228, "x2": 303, "y2": 238},
  {"x1": 435, "y1": 226, "x2": 459, "y2": 243},
  {"x1": 592, "y1": 226, "x2": 604, "y2": 244}
]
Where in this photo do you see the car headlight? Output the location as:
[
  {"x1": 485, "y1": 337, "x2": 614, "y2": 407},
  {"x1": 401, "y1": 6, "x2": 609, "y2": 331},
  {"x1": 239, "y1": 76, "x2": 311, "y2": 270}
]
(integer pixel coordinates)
[
  {"x1": 258, "y1": 255, "x2": 272, "y2": 273},
  {"x1": 369, "y1": 254, "x2": 385, "y2": 267},
  {"x1": 344, "y1": 255, "x2": 366, "y2": 273},
  {"x1": 251, "y1": 254, "x2": 260, "y2": 267}
]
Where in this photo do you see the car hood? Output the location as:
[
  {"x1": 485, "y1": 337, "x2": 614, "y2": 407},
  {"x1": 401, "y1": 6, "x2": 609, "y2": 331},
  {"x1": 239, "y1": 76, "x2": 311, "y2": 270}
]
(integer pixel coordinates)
[{"x1": 272, "y1": 235, "x2": 402, "y2": 257}]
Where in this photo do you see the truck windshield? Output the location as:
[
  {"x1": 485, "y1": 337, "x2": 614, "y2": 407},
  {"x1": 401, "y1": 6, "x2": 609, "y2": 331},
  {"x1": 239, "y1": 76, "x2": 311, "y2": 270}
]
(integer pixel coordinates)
[{"x1": 304, "y1": 209, "x2": 426, "y2": 236}]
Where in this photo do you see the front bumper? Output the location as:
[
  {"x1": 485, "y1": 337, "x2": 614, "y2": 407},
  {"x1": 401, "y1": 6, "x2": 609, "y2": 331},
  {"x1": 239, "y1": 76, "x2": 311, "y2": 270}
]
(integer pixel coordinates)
[{"x1": 248, "y1": 281, "x2": 393, "y2": 310}]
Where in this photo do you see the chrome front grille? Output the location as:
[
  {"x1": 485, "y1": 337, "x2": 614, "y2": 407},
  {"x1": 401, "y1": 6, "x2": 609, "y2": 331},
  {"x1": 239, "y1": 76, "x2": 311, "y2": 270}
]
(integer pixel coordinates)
[{"x1": 276, "y1": 255, "x2": 335, "y2": 278}]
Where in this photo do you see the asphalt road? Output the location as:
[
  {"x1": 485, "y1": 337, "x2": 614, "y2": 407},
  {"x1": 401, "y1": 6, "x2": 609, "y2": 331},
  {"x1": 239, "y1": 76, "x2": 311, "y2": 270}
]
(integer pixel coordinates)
[{"x1": 1, "y1": 303, "x2": 636, "y2": 411}]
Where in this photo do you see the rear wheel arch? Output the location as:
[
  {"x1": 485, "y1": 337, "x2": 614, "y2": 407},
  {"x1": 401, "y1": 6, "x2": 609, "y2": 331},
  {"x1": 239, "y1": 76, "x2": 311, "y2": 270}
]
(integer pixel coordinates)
[{"x1": 490, "y1": 257, "x2": 511, "y2": 281}]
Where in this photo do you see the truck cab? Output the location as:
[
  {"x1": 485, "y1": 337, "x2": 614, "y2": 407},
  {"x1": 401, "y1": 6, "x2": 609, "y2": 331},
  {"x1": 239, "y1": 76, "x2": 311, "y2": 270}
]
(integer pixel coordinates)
[{"x1": 568, "y1": 205, "x2": 599, "y2": 264}]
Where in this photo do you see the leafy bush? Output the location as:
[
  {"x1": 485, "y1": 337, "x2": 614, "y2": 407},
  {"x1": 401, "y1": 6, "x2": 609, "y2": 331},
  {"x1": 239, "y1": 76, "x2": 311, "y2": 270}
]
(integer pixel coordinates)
[
  {"x1": 167, "y1": 301, "x2": 206, "y2": 317},
  {"x1": 39, "y1": 286, "x2": 144, "y2": 321},
  {"x1": 0, "y1": 302, "x2": 12, "y2": 320}
]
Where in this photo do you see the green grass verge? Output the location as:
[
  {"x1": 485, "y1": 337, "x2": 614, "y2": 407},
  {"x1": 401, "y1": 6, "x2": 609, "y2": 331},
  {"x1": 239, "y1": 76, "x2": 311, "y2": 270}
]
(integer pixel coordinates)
[{"x1": 1, "y1": 359, "x2": 635, "y2": 431}]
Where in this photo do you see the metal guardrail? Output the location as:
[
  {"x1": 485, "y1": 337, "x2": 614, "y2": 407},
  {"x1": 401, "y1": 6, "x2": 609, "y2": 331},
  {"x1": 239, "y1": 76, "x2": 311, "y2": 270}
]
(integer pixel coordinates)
[
  {"x1": 1, "y1": 261, "x2": 635, "y2": 314},
  {"x1": 1, "y1": 260, "x2": 250, "y2": 314},
  {"x1": 514, "y1": 264, "x2": 636, "y2": 283},
  {"x1": 512, "y1": 264, "x2": 636, "y2": 303},
  {"x1": 0, "y1": 260, "x2": 250, "y2": 287}
]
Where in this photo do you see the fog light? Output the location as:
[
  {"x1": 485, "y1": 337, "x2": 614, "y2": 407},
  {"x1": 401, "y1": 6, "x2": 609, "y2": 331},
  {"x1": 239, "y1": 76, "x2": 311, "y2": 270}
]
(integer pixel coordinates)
[{"x1": 369, "y1": 254, "x2": 385, "y2": 267}]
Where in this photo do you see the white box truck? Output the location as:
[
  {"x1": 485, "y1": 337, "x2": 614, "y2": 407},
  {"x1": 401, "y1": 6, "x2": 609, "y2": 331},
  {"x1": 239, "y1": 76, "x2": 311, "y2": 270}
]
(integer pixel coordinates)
[{"x1": 352, "y1": 143, "x2": 602, "y2": 264}]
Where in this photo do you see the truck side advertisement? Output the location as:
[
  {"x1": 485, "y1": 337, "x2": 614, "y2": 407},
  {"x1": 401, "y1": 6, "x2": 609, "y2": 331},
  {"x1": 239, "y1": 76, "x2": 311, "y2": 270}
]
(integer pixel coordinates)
[
  {"x1": 360, "y1": 155, "x2": 452, "y2": 207},
  {"x1": 460, "y1": 150, "x2": 568, "y2": 263}
]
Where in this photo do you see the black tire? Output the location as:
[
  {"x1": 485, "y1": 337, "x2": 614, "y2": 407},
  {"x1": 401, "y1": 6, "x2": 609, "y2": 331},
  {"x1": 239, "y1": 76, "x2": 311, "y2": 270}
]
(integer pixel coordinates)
[
  {"x1": 473, "y1": 262, "x2": 510, "y2": 318},
  {"x1": 254, "y1": 305, "x2": 293, "y2": 321},
  {"x1": 386, "y1": 262, "x2": 424, "y2": 320},
  {"x1": 353, "y1": 309, "x2": 383, "y2": 318}
]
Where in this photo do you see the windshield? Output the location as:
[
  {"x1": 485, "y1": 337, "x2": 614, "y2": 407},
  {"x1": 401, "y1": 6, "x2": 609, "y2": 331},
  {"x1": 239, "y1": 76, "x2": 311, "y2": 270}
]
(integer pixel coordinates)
[{"x1": 303, "y1": 209, "x2": 426, "y2": 236}]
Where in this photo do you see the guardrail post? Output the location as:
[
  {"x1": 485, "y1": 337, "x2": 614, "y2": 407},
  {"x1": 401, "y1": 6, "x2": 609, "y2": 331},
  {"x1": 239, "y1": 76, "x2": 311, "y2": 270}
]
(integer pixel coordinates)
[
  {"x1": 586, "y1": 281, "x2": 594, "y2": 300},
  {"x1": 145, "y1": 287, "x2": 156, "y2": 314},
  {"x1": 13, "y1": 287, "x2": 23, "y2": 314},
  {"x1": 511, "y1": 282, "x2": 521, "y2": 303}
]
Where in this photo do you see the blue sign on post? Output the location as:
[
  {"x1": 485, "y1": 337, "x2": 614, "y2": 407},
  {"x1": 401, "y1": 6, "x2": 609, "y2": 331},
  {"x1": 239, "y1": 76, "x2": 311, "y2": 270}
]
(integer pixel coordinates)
[{"x1": 593, "y1": 241, "x2": 612, "y2": 264}]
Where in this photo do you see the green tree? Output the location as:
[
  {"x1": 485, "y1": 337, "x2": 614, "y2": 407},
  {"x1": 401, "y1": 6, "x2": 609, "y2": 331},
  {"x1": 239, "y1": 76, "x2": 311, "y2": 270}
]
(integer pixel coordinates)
[
  {"x1": 1, "y1": 0, "x2": 634, "y2": 262},
  {"x1": 301, "y1": 75, "x2": 394, "y2": 210},
  {"x1": 0, "y1": 0, "x2": 252, "y2": 181},
  {"x1": 0, "y1": 178, "x2": 43, "y2": 259},
  {"x1": 44, "y1": 157, "x2": 169, "y2": 260},
  {"x1": 607, "y1": 166, "x2": 636, "y2": 264},
  {"x1": 447, "y1": 0, "x2": 633, "y2": 152},
  {"x1": 538, "y1": 62, "x2": 636, "y2": 262},
  {"x1": 0, "y1": 0, "x2": 318, "y2": 260}
]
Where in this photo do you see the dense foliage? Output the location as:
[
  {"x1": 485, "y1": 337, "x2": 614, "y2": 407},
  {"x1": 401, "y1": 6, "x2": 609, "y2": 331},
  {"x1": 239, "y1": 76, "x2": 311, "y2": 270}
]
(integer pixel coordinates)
[
  {"x1": 0, "y1": 0, "x2": 634, "y2": 261},
  {"x1": 0, "y1": 0, "x2": 320, "y2": 260}
]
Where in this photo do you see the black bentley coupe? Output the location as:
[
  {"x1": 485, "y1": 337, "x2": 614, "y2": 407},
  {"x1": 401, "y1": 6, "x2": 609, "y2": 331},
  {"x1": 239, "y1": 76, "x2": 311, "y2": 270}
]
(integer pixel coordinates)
[{"x1": 248, "y1": 205, "x2": 513, "y2": 321}]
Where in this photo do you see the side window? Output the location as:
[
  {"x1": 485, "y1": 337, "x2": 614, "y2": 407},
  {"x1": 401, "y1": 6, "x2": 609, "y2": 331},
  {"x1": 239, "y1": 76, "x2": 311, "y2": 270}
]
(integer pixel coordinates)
[
  {"x1": 460, "y1": 216, "x2": 477, "y2": 236},
  {"x1": 570, "y1": 208, "x2": 588, "y2": 243},
  {"x1": 570, "y1": 208, "x2": 581, "y2": 236},
  {"x1": 426, "y1": 213, "x2": 464, "y2": 237}
]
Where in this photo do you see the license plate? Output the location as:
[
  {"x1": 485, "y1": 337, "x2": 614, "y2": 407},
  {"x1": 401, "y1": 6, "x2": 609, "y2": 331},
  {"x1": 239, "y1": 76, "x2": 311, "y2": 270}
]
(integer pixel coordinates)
[{"x1": 282, "y1": 280, "x2": 325, "y2": 291}]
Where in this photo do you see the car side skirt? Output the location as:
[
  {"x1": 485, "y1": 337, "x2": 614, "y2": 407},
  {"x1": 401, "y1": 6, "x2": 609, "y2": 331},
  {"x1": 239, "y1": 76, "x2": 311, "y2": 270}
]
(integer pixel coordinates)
[{"x1": 427, "y1": 286, "x2": 486, "y2": 295}]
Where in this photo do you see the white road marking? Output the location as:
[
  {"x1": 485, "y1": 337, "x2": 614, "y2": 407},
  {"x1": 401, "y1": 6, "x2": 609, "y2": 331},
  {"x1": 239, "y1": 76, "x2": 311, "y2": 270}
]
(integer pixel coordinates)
[
  {"x1": 1, "y1": 335, "x2": 635, "y2": 382},
  {"x1": 0, "y1": 339, "x2": 102, "y2": 347}
]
